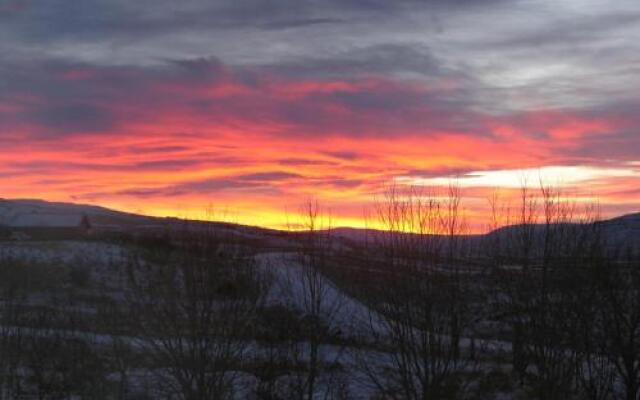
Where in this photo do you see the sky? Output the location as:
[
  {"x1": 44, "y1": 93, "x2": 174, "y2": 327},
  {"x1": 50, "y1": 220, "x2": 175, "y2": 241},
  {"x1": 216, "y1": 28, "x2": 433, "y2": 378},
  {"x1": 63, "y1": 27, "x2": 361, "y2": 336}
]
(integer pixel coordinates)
[{"x1": 1, "y1": 0, "x2": 639, "y2": 230}]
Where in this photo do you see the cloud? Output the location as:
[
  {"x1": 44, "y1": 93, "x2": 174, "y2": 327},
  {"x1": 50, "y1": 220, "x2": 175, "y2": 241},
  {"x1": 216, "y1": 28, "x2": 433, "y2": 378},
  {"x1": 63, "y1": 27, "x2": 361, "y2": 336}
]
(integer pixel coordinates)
[
  {"x1": 269, "y1": 43, "x2": 447, "y2": 78},
  {"x1": 399, "y1": 166, "x2": 640, "y2": 189},
  {"x1": 235, "y1": 171, "x2": 302, "y2": 181},
  {"x1": 259, "y1": 17, "x2": 344, "y2": 30},
  {"x1": 0, "y1": 56, "x2": 487, "y2": 140},
  {"x1": 107, "y1": 170, "x2": 303, "y2": 198},
  {"x1": 0, "y1": 0, "x2": 29, "y2": 15},
  {"x1": 28, "y1": 103, "x2": 116, "y2": 135},
  {"x1": 277, "y1": 158, "x2": 337, "y2": 166},
  {"x1": 1, "y1": 0, "x2": 639, "y2": 228},
  {"x1": 322, "y1": 151, "x2": 361, "y2": 161}
]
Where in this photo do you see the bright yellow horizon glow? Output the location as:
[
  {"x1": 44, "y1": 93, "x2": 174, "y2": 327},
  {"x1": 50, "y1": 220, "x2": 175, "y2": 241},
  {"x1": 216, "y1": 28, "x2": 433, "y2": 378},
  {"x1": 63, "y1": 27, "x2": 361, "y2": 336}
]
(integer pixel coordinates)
[{"x1": 5, "y1": 161, "x2": 636, "y2": 235}]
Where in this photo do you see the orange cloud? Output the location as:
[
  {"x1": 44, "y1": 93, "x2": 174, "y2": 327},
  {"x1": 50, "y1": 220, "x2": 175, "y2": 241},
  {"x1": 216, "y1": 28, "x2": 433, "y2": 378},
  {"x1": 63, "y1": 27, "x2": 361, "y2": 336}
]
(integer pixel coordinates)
[{"x1": 0, "y1": 61, "x2": 637, "y2": 231}]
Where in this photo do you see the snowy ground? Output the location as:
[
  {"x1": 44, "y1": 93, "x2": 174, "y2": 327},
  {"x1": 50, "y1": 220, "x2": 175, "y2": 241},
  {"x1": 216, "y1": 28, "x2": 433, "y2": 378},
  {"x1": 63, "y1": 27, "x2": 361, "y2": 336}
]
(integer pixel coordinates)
[
  {"x1": 258, "y1": 252, "x2": 377, "y2": 331},
  {"x1": 0, "y1": 240, "x2": 128, "y2": 264},
  {"x1": 0, "y1": 199, "x2": 111, "y2": 227},
  {"x1": 0, "y1": 239, "x2": 517, "y2": 399}
]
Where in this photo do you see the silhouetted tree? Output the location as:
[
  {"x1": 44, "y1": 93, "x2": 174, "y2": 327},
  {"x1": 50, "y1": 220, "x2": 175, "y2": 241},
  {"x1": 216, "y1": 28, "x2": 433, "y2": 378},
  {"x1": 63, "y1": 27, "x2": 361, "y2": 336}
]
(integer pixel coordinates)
[
  {"x1": 125, "y1": 224, "x2": 268, "y2": 400},
  {"x1": 357, "y1": 184, "x2": 477, "y2": 400}
]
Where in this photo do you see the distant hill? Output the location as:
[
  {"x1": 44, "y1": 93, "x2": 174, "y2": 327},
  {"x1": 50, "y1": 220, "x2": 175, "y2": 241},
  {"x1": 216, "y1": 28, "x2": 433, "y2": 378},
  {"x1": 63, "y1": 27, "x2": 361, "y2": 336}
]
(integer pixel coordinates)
[
  {"x1": 599, "y1": 212, "x2": 640, "y2": 250},
  {"x1": 330, "y1": 213, "x2": 640, "y2": 253},
  {"x1": 0, "y1": 199, "x2": 291, "y2": 246},
  {"x1": 0, "y1": 198, "x2": 637, "y2": 250},
  {"x1": 0, "y1": 199, "x2": 156, "y2": 228}
]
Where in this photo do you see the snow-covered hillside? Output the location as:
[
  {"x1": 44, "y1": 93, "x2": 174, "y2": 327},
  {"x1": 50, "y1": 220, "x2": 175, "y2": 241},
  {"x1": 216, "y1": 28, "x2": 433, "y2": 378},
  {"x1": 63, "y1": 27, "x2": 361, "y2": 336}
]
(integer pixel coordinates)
[{"x1": 0, "y1": 199, "x2": 151, "y2": 228}]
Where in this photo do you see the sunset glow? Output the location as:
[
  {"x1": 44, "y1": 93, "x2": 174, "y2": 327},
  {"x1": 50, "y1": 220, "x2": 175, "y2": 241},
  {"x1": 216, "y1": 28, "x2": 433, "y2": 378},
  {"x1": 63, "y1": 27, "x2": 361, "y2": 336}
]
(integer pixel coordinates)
[{"x1": 1, "y1": 0, "x2": 638, "y2": 231}]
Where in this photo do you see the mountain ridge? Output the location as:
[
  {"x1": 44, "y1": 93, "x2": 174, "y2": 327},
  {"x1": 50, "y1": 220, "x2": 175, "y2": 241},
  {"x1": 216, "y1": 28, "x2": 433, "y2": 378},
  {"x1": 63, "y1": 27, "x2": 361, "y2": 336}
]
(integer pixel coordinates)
[{"x1": 0, "y1": 198, "x2": 638, "y2": 237}]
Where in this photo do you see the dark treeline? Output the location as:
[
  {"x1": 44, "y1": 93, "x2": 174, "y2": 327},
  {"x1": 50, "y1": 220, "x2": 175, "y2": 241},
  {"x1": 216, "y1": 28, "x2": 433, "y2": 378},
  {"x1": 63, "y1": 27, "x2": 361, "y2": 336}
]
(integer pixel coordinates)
[{"x1": 0, "y1": 184, "x2": 638, "y2": 399}]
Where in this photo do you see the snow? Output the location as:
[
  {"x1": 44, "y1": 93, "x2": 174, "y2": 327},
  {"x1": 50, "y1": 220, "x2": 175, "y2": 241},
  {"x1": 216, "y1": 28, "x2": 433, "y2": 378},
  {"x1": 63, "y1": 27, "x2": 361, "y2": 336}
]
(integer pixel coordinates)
[
  {"x1": 258, "y1": 252, "x2": 376, "y2": 331},
  {"x1": 0, "y1": 198, "x2": 143, "y2": 228},
  {"x1": 0, "y1": 199, "x2": 101, "y2": 227},
  {"x1": 0, "y1": 239, "x2": 520, "y2": 399},
  {"x1": 0, "y1": 240, "x2": 128, "y2": 265}
]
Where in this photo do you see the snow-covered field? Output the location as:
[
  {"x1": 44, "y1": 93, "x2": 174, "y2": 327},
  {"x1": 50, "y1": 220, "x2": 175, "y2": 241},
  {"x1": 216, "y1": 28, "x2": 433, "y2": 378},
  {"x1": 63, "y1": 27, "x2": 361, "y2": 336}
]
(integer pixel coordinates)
[
  {"x1": 0, "y1": 240, "x2": 128, "y2": 264},
  {"x1": 0, "y1": 199, "x2": 110, "y2": 227},
  {"x1": 259, "y1": 252, "x2": 376, "y2": 331},
  {"x1": 0, "y1": 198, "x2": 156, "y2": 229}
]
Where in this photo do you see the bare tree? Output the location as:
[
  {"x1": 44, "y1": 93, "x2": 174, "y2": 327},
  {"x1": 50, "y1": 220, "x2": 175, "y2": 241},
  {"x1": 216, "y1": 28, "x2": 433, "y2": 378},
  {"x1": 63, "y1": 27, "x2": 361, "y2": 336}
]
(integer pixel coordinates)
[
  {"x1": 488, "y1": 181, "x2": 624, "y2": 399},
  {"x1": 125, "y1": 223, "x2": 268, "y2": 400},
  {"x1": 593, "y1": 251, "x2": 640, "y2": 400},
  {"x1": 0, "y1": 257, "x2": 27, "y2": 399},
  {"x1": 282, "y1": 201, "x2": 348, "y2": 400},
  {"x1": 97, "y1": 298, "x2": 137, "y2": 400},
  {"x1": 356, "y1": 184, "x2": 476, "y2": 400}
]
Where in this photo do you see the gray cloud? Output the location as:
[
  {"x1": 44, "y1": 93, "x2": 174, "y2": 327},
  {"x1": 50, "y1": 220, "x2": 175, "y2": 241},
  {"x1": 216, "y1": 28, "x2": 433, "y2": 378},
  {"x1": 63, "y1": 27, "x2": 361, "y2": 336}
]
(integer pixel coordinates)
[
  {"x1": 4, "y1": 0, "x2": 635, "y2": 116},
  {"x1": 267, "y1": 43, "x2": 446, "y2": 78},
  {"x1": 0, "y1": 54, "x2": 491, "y2": 140},
  {"x1": 1, "y1": 0, "x2": 639, "y2": 168},
  {"x1": 28, "y1": 103, "x2": 115, "y2": 135}
]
